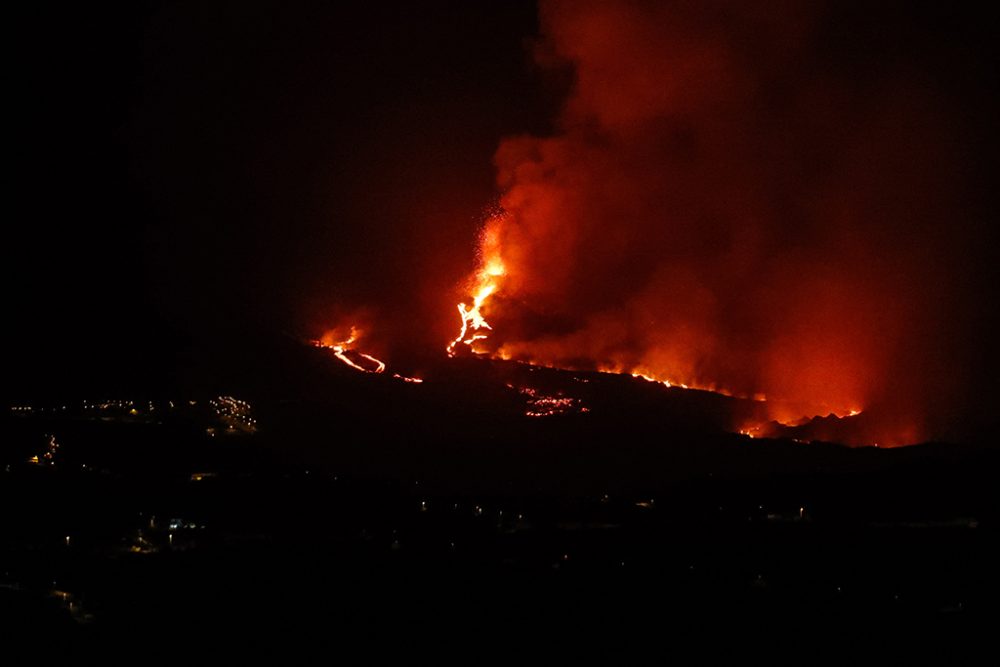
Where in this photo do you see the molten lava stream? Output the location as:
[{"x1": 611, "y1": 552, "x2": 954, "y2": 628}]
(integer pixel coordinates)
[
  {"x1": 313, "y1": 327, "x2": 425, "y2": 383},
  {"x1": 313, "y1": 328, "x2": 385, "y2": 374}
]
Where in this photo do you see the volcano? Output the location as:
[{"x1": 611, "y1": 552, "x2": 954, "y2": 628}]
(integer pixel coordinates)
[{"x1": 156, "y1": 330, "x2": 980, "y2": 495}]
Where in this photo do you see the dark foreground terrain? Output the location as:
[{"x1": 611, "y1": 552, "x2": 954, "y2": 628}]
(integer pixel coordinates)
[{"x1": 3, "y1": 352, "x2": 998, "y2": 658}]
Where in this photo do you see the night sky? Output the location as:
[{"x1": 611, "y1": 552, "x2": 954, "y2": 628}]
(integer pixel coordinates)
[
  {"x1": 11, "y1": 1, "x2": 552, "y2": 392},
  {"x1": 9, "y1": 1, "x2": 999, "y2": 439}
]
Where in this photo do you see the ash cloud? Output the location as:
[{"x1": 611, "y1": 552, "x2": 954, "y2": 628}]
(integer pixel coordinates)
[{"x1": 488, "y1": 0, "x2": 997, "y2": 443}]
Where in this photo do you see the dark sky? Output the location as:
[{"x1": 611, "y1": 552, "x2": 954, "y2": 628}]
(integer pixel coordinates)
[
  {"x1": 10, "y1": 1, "x2": 552, "y2": 393},
  {"x1": 9, "y1": 1, "x2": 998, "y2": 432}
]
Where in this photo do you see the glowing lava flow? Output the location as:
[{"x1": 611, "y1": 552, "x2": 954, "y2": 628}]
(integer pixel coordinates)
[
  {"x1": 313, "y1": 328, "x2": 386, "y2": 374},
  {"x1": 313, "y1": 327, "x2": 425, "y2": 383},
  {"x1": 444, "y1": 214, "x2": 869, "y2": 434},
  {"x1": 447, "y1": 219, "x2": 506, "y2": 357}
]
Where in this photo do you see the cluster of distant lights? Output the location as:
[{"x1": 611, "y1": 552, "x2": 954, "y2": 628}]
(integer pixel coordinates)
[
  {"x1": 89, "y1": 399, "x2": 137, "y2": 410},
  {"x1": 11, "y1": 397, "x2": 261, "y2": 434},
  {"x1": 27, "y1": 434, "x2": 60, "y2": 466},
  {"x1": 209, "y1": 396, "x2": 257, "y2": 431},
  {"x1": 10, "y1": 399, "x2": 182, "y2": 414}
]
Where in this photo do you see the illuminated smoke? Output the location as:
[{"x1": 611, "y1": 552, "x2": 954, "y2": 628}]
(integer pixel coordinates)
[{"x1": 455, "y1": 0, "x2": 990, "y2": 445}]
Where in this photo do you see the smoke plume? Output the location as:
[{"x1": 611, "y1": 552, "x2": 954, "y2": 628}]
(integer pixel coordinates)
[{"x1": 482, "y1": 0, "x2": 995, "y2": 444}]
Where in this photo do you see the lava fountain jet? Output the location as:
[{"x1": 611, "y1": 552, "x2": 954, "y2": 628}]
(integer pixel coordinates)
[{"x1": 447, "y1": 214, "x2": 507, "y2": 357}]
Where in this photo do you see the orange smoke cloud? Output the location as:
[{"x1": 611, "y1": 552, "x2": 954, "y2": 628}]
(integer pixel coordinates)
[{"x1": 470, "y1": 0, "x2": 989, "y2": 444}]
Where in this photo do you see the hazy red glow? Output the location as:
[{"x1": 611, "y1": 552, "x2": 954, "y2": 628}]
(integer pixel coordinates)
[{"x1": 446, "y1": 0, "x2": 983, "y2": 446}]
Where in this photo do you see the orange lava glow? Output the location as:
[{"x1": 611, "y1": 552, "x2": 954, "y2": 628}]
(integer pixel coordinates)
[
  {"x1": 435, "y1": 0, "x2": 962, "y2": 446},
  {"x1": 445, "y1": 235, "x2": 870, "y2": 425},
  {"x1": 445, "y1": 211, "x2": 893, "y2": 441}
]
